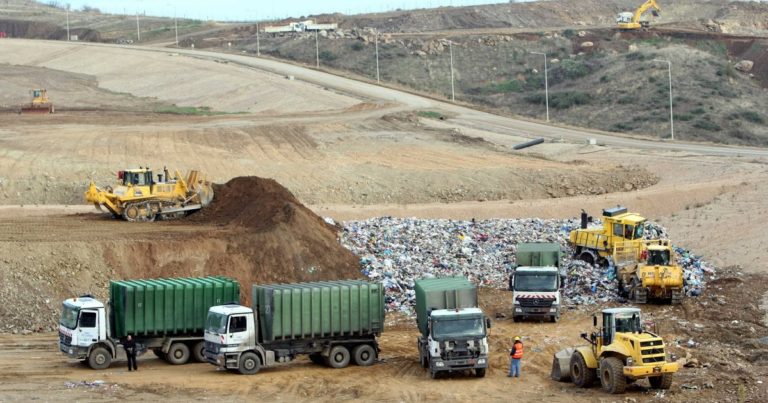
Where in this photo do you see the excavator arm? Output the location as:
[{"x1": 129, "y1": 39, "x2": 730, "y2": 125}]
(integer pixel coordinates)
[{"x1": 632, "y1": 0, "x2": 661, "y2": 24}]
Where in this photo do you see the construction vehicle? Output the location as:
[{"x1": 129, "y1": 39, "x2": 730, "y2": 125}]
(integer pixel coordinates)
[
  {"x1": 59, "y1": 276, "x2": 240, "y2": 370},
  {"x1": 551, "y1": 307, "x2": 678, "y2": 394},
  {"x1": 509, "y1": 243, "x2": 563, "y2": 323},
  {"x1": 569, "y1": 206, "x2": 647, "y2": 267},
  {"x1": 614, "y1": 239, "x2": 684, "y2": 304},
  {"x1": 84, "y1": 167, "x2": 214, "y2": 222},
  {"x1": 617, "y1": 0, "x2": 661, "y2": 30},
  {"x1": 20, "y1": 89, "x2": 54, "y2": 114},
  {"x1": 415, "y1": 277, "x2": 491, "y2": 379},
  {"x1": 204, "y1": 280, "x2": 384, "y2": 375}
]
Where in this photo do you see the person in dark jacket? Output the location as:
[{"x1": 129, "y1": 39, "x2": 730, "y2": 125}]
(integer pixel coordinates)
[{"x1": 125, "y1": 334, "x2": 138, "y2": 371}]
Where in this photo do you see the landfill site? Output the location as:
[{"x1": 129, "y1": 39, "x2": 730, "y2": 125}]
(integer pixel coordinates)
[{"x1": 1, "y1": 0, "x2": 768, "y2": 402}]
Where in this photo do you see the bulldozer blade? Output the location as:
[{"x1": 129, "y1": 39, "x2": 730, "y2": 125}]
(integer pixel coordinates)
[
  {"x1": 551, "y1": 347, "x2": 575, "y2": 382},
  {"x1": 93, "y1": 203, "x2": 103, "y2": 212}
]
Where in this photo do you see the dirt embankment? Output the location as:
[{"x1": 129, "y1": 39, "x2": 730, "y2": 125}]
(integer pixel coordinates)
[{"x1": 0, "y1": 176, "x2": 359, "y2": 333}]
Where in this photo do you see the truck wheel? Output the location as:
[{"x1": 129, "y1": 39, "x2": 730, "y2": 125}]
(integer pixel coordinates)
[
  {"x1": 475, "y1": 368, "x2": 486, "y2": 378},
  {"x1": 429, "y1": 369, "x2": 438, "y2": 379},
  {"x1": 166, "y1": 342, "x2": 190, "y2": 365},
  {"x1": 550, "y1": 314, "x2": 559, "y2": 323},
  {"x1": 238, "y1": 352, "x2": 261, "y2": 375},
  {"x1": 649, "y1": 373, "x2": 673, "y2": 389},
  {"x1": 152, "y1": 348, "x2": 166, "y2": 360},
  {"x1": 191, "y1": 341, "x2": 206, "y2": 363},
  {"x1": 571, "y1": 351, "x2": 595, "y2": 388},
  {"x1": 420, "y1": 354, "x2": 428, "y2": 368},
  {"x1": 352, "y1": 344, "x2": 376, "y2": 366},
  {"x1": 600, "y1": 357, "x2": 627, "y2": 394},
  {"x1": 88, "y1": 347, "x2": 112, "y2": 370},
  {"x1": 309, "y1": 353, "x2": 325, "y2": 365},
  {"x1": 326, "y1": 345, "x2": 350, "y2": 369},
  {"x1": 512, "y1": 316, "x2": 521, "y2": 323}
]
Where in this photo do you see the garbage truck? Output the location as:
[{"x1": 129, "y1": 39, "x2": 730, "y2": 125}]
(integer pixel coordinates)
[
  {"x1": 509, "y1": 242, "x2": 563, "y2": 323},
  {"x1": 203, "y1": 280, "x2": 384, "y2": 375},
  {"x1": 58, "y1": 276, "x2": 240, "y2": 370},
  {"x1": 415, "y1": 277, "x2": 491, "y2": 379}
]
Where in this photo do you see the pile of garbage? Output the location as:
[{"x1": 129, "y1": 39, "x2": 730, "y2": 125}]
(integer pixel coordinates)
[{"x1": 339, "y1": 217, "x2": 716, "y2": 315}]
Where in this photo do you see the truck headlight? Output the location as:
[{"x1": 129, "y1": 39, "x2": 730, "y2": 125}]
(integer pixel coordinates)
[
  {"x1": 477, "y1": 358, "x2": 486, "y2": 365},
  {"x1": 626, "y1": 357, "x2": 634, "y2": 366},
  {"x1": 550, "y1": 307, "x2": 558, "y2": 312},
  {"x1": 514, "y1": 300, "x2": 520, "y2": 305},
  {"x1": 515, "y1": 308, "x2": 522, "y2": 313},
  {"x1": 435, "y1": 361, "x2": 445, "y2": 367},
  {"x1": 68, "y1": 348, "x2": 73, "y2": 354}
]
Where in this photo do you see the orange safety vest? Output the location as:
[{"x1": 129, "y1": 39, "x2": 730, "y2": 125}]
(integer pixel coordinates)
[{"x1": 512, "y1": 342, "x2": 523, "y2": 359}]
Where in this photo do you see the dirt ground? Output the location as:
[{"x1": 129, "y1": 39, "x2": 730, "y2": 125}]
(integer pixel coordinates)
[{"x1": 0, "y1": 31, "x2": 767, "y2": 402}]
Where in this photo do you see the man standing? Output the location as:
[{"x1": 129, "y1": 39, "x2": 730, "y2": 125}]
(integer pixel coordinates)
[
  {"x1": 508, "y1": 336, "x2": 523, "y2": 378},
  {"x1": 125, "y1": 334, "x2": 138, "y2": 371}
]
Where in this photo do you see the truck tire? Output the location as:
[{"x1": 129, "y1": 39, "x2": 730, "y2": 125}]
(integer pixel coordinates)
[
  {"x1": 649, "y1": 373, "x2": 673, "y2": 389},
  {"x1": 152, "y1": 348, "x2": 166, "y2": 360},
  {"x1": 550, "y1": 314, "x2": 559, "y2": 323},
  {"x1": 191, "y1": 341, "x2": 206, "y2": 363},
  {"x1": 326, "y1": 345, "x2": 350, "y2": 369},
  {"x1": 238, "y1": 352, "x2": 261, "y2": 375},
  {"x1": 352, "y1": 344, "x2": 376, "y2": 366},
  {"x1": 166, "y1": 342, "x2": 190, "y2": 365},
  {"x1": 475, "y1": 368, "x2": 486, "y2": 378},
  {"x1": 600, "y1": 357, "x2": 627, "y2": 394},
  {"x1": 309, "y1": 353, "x2": 325, "y2": 365},
  {"x1": 88, "y1": 347, "x2": 112, "y2": 370},
  {"x1": 571, "y1": 351, "x2": 596, "y2": 388},
  {"x1": 420, "y1": 354, "x2": 428, "y2": 368}
]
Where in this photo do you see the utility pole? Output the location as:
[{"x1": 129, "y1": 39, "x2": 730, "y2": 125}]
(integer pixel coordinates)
[
  {"x1": 448, "y1": 40, "x2": 455, "y2": 102},
  {"x1": 66, "y1": 8, "x2": 70, "y2": 41},
  {"x1": 653, "y1": 59, "x2": 675, "y2": 141},
  {"x1": 315, "y1": 29, "x2": 319, "y2": 68},
  {"x1": 375, "y1": 32, "x2": 380, "y2": 83},
  {"x1": 174, "y1": 14, "x2": 178, "y2": 47},
  {"x1": 531, "y1": 51, "x2": 549, "y2": 122},
  {"x1": 136, "y1": 13, "x2": 140, "y2": 42},
  {"x1": 256, "y1": 23, "x2": 260, "y2": 56}
]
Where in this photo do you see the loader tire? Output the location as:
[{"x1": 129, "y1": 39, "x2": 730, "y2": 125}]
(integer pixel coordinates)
[
  {"x1": 571, "y1": 351, "x2": 596, "y2": 388},
  {"x1": 649, "y1": 373, "x2": 673, "y2": 390},
  {"x1": 88, "y1": 347, "x2": 112, "y2": 370},
  {"x1": 600, "y1": 357, "x2": 627, "y2": 394}
]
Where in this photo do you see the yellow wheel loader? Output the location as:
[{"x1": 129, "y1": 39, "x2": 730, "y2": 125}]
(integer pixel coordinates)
[
  {"x1": 551, "y1": 308, "x2": 678, "y2": 394},
  {"x1": 614, "y1": 240, "x2": 684, "y2": 304},
  {"x1": 85, "y1": 167, "x2": 214, "y2": 222}
]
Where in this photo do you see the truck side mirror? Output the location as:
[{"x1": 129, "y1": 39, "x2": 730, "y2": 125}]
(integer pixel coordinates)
[{"x1": 486, "y1": 318, "x2": 492, "y2": 329}]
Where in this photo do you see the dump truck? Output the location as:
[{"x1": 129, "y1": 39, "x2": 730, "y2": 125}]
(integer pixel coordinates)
[
  {"x1": 551, "y1": 307, "x2": 678, "y2": 394},
  {"x1": 85, "y1": 167, "x2": 214, "y2": 221},
  {"x1": 569, "y1": 206, "x2": 647, "y2": 267},
  {"x1": 59, "y1": 276, "x2": 240, "y2": 370},
  {"x1": 204, "y1": 280, "x2": 384, "y2": 375},
  {"x1": 20, "y1": 89, "x2": 54, "y2": 114},
  {"x1": 509, "y1": 242, "x2": 563, "y2": 322},
  {"x1": 614, "y1": 239, "x2": 684, "y2": 304},
  {"x1": 415, "y1": 277, "x2": 491, "y2": 379}
]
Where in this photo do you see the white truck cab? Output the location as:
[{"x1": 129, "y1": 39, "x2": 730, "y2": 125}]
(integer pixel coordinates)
[
  {"x1": 511, "y1": 266, "x2": 561, "y2": 322},
  {"x1": 59, "y1": 296, "x2": 112, "y2": 367},
  {"x1": 204, "y1": 304, "x2": 276, "y2": 373},
  {"x1": 422, "y1": 307, "x2": 490, "y2": 378}
]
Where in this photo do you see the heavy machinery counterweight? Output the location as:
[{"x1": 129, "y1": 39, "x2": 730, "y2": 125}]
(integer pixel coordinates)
[{"x1": 85, "y1": 167, "x2": 214, "y2": 221}]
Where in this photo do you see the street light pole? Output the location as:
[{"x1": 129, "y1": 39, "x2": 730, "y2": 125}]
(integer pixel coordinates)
[
  {"x1": 653, "y1": 59, "x2": 674, "y2": 141},
  {"x1": 66, "y1": 8, "x2": 70, "y2": 41},
  {"x1": 375, "y1": 32, "x2": 380, "y2": 84},
  {"x1": 256, "y1": 23, "x2": 260, "y2": 56},
  {"x1": 531, "y1": 51, "x2": 549, "y2": 122},
  {"x1": 174, "y1": 13, "x2": 178, "y2": 47},
  {"x1": 136, "y1": 13, "x2": 140, "y2": 42},
  {"x1": 449, "y1": 40, "x2": 455, "y2": 101},
  {"x1": 315, "y1": 29, "x2": 319, "y2": 68}
]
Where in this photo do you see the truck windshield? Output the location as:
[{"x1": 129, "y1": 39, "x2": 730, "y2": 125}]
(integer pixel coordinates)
[
  {"x1": 433, "y1": 318, "x2": 485, "y2": 340},
  {"x1": 514, "y1": 272, "x2": 558, "y2": 292},
  {"x1": 206, "y1": 312, "x2": 228, "y2": 334},
  {"x1": 60, "y1": 304, "x2": 79, "y2": 330}
]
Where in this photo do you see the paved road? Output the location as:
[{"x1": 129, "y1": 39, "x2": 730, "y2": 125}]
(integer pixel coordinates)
[{"x1": 30, "y1": 39, "x2": 768, "y2": 157}]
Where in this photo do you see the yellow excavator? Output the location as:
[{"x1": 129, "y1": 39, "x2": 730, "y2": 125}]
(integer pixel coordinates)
[
  {"x1": 20, "y1": 89, "x2": 55, "y2": 114},
  {"x1": 617, "y1": 0, "x2": 661, "y2": 30},
  {"x1": 85, "y1": 167, "x2": 214, "y2": 222}
]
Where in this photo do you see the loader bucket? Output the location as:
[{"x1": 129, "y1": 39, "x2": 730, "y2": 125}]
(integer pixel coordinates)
[
  {"x1": 551, "y1": 347, "x2": 575, "y2": 382},
  {"x1": 197, "y1": 184, "x2": 214, "y2": 207}
]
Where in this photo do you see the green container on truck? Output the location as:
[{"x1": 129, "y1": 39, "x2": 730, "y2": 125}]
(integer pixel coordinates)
[
  {"x1": 415, "y1": 277, "x2": 491, "y2": 379},
  {"x1": 59, "y1": 276, "x2": 239, "y2": 370},
  {"x1": 510, "y1": 242, "x2": 563, "y2": 323},
  {"x1": 204, "y1": 280, "x2": 384, "y2": 375}
]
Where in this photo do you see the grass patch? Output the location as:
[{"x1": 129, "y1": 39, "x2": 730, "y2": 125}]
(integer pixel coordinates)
[
  {"x1": 693, "y1": 119, "x2": 722, "y2": 132},
  {"x1": 525, "y1": 91, "x2": 592, "y2": 109},
  {"x1": 154, "y1": 105, "x2": 225, "y2": 116},
  {"x1": 729, "y1": 111, "x2": 765, "y2": 124},
  {"x1": 417, "y1": 111, "x2": 446, "y2": 120}
]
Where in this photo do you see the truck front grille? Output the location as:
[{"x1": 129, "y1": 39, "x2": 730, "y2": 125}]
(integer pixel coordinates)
[
  {"x1": 59, "y1": 332, "x2": 72, "y2": 346},
  {"x1": 640, "y1": 339, "x2": 665, "y2": 363},
  {"x1": 204, "y1": 341, "x2": 220, "y2": 354},
  {"x1": 518, "y1": 297, "x2": 555, "y2": 307}
]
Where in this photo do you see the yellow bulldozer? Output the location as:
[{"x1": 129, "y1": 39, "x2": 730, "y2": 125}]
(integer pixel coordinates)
[
  {"x1": 551, "y1": 308, "x2": 678, "y2": 394},
  {"x1": 569, "y1": 206, "x2": 647, "y2": 267},
  {"x1": 20, "y1": 89, "x2": 55, "y2": 114},
  {"x1": 614, "y1": 239, "x2": 684, "y2": 304},
  {"x1": 85, "y1": 167, "x2": 214, "y2": 222}
]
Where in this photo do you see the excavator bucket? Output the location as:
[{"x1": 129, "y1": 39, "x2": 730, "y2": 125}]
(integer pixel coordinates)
[{"x1": 550, "y1": 347, "x2": 575, "y2": 382}]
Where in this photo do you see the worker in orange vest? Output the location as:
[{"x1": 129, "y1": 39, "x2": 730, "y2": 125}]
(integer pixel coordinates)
[{"x1": 507, "y1": 336, "x2": 523, "y2": 378}]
